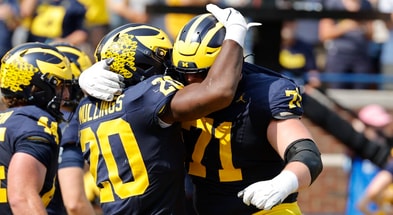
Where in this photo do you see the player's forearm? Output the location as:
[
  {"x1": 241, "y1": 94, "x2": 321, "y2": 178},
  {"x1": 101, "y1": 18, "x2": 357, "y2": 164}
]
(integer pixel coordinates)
[
  {"x1": 284, "y1": 162, "x2": 312, "y2": 190},
  {"x1": 167, "y1": 41, "x2": 242, "y2": 122},
  {"x1": 319, "y1": 19, "x2": 351, "y2": 41},
  {"x1": 60, "y1": 30, "x2": 88, "y2": 45},
  {"x1": 202, "y1": 40, "x2": 243, "y2": 107}
]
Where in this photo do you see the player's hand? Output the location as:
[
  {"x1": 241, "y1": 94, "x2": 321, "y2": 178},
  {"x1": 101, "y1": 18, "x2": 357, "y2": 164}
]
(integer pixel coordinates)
[
  {"x1": 206, "y1": 3, "x2": 261, "y2": 48},
  {"x1": 78, "y1": 59, "x2": 124, "y2": 101},
  {"x1": 237, "y1": 170, "x2": 298, "y2": 210}
]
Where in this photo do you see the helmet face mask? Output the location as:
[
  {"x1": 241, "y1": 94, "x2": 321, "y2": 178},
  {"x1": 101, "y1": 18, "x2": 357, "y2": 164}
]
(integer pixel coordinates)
[
  {"x1": 51, "y1": 42, "x2": 92, "y2": 109},
  {"x1": 172, "y1": 13, "x2": 225, "y2": 83},
  {"x1": 0, "y1": 42, "x2": 72, "y2": 121},
  {"x1": 95, "y1": 23, "x2": 173, "y2": 86}
]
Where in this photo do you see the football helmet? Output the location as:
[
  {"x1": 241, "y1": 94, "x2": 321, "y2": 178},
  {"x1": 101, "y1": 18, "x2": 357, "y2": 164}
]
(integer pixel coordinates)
[
  {"x1": 172, "y1": 13, "x2": 225, "y2": 74},
  {"x1": 0, "y1": 42, "x2": 72, "y2": 121},
  {"x1": 52, "y1": 42, "x2": 92, "y2": 107},
  {"x1": 95, "y1": 23, "x2": 173, "y2": 86}
]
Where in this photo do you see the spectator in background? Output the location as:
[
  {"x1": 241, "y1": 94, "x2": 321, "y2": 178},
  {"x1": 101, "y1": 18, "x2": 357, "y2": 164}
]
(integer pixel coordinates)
[
  {"x1": 346, "y1": 104, "x2": 393, "y2": 215},
  {"x1": 294, "y1": 0, "x2": 323, "y2": 47},
  {"x1": 279, "y1": 19, "x2": 321, "y2": 88},
  {"x1": 77, "y1": 0, "x2": 111, "y2": 60},
  {"x1": 162, "y1": 0, "x2": 210, "y2": 42},
  {"x1": 376, "y1": 0, "x2": 393, "y2": 90},
  {"x1": 276, "y1": 0, "x2": 323, "y2": 47},
  {"x1": 21, "y1": 0, "x2": 88, "y2": 46},
  {"x1": 0, "y1": 0, "x2": 19, "y2": 60},
  {"x1": 357, "y1": 160, "x2": 393, "y2": 215},
  {"x1": 107, "y1": 0, "x2": 149, "y2": 29},
  {"x1": 319, "y1": 0, "x2": 374, "y2": 89}
]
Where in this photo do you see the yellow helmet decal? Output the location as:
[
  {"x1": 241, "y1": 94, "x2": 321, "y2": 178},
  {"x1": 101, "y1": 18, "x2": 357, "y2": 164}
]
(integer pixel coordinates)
[
  {"x1": 0, "y1": 56, "x2": 37, "y2": 92},
  {"x1": 0, "y1": 45, "x2": 72, "y2": 93},
  {"x1": 52, "y1": 44, "x2": 92, "y2": 79},
  {"x1": 101, "y1": 33, "x2": 137, "y2": 79},
  {"x1": 29, "y1": 46, "x2": 72, "y2": 80},
  {"x1": 181, "y1": 61, "x2": 189, "y2": 68},
  {"x1": 36, "y1": 58, "x2": 72, "y2": 80},
  {"x1": 135, "y1": 25, "x2": 172, "y2": 55}
]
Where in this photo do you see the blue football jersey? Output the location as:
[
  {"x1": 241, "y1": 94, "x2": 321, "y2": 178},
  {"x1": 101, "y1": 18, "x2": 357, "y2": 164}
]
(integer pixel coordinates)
[
  {"x1": 0, "y1": 105, "x2": 60, "y2": 214},
  {"x1": 27, "y1": 0, "x2": 86, "y2": 43},
  {"x1": 60, "y1": 111, "x2": 79, "y2": 146},
  {"x1": 47, "y1": 111, "x2": 83, "y2": 215},
  {"x1": 77, "y1": 75, "x2": 186, "y2": 215},
  {"x1": 182, "y1": 62, "x2": 304, "y2": 214}
]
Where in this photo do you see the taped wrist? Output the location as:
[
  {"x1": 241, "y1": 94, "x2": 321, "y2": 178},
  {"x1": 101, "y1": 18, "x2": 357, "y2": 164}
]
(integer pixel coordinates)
[
  {"x1": 274, "y1": 170, "x2": 299, "y2": 195},
  {"x1": 284, "y1": 138, "x2": 323, "y2": 184}
]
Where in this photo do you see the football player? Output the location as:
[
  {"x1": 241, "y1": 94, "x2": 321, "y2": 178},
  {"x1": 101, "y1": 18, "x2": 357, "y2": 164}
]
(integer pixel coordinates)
[
  {"x1": 0, "y1": 42, "x2": 72, "y2": 214},
  {"x1": 171, "y1": 8, "x2": 323, "y2": 214},
  {"x1": 75, "y1": 4, "x2": 256, "y2": 214},
  {"x1": 46, "y1": 42, "x2": 95, "y2": 215}
]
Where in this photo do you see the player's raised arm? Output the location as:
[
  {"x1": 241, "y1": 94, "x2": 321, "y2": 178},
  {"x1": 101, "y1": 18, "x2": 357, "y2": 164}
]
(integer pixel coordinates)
[{"x1": 161, "y1": 4, "x2": 261, "y2": 123}]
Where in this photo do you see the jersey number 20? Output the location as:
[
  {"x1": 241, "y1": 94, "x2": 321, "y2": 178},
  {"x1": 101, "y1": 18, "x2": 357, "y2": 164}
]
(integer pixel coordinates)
[{"x1": 80, "y1": 118, "x2": 149, "y2": 203}]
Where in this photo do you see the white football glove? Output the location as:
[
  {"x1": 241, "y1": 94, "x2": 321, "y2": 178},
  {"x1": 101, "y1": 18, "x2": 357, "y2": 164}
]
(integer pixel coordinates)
[
  {"x1": 237, "y1": 170, "x2": 299, "y2": 210},
  {"x1": 206, "y1": 3, "x2": 261, "y2": 49},
  {"x1": 78, "y1": 59, "x2": 124, "y2": 101}
]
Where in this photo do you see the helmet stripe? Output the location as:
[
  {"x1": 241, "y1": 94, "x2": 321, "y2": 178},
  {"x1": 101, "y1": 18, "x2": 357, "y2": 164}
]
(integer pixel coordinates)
[{"x1": 172, "y1": 13, "x2": 225, "y2": 70}]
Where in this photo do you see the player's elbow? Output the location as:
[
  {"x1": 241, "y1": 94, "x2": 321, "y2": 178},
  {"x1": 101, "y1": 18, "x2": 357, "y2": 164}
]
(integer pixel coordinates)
[
  {"x1": 210, "y1": 83, "x2": 238, "y2": 106},
  {"x1": 64, "y1": 198, "x2": 92, "y2": 215},
  {"x1": 285, "y1": 139, "x2": 323, "y2": 185},
  {"x1": 211, "y1": 89, "x2": 236, "y2": 109}
]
